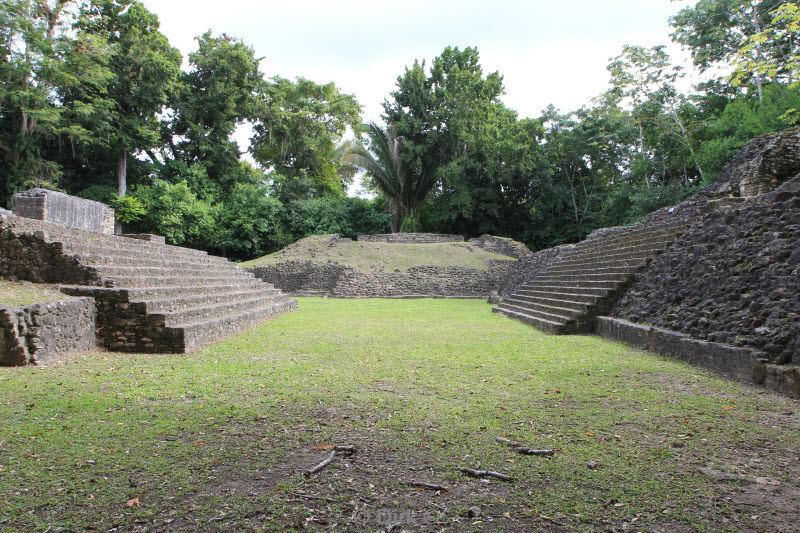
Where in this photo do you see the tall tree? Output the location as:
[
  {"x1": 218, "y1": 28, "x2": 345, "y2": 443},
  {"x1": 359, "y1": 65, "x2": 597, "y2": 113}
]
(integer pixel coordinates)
[
  {"x1": 344, "y1": 123, "x2": 430, "y2": 232},
  {"x1": 250, "y1": 77, "x2": 361, "y2": 200},
  {"x1": 76, "y1": 0, "x2": 181, "y2": 196}
]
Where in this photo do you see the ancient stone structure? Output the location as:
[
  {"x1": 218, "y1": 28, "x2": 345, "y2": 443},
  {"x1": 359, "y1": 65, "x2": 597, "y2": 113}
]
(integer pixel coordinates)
[
  {"x1": 248, "y1": 234, "x2": 521, "y2": 298},
  {"x1": 12, "y1": 188, "x2": 115, "y2": 234},
  {"x1": 494, "y1": 129, "x2": 800, "y2": 397},
  {"x1": 1, "y1": 297, "x2": 97, "y2": 366},
  {"x1": 357, "y1": 233, "x2": 464, "y2": 243},
  {"x1": 493, "y1": 215, "x2": 698, "y2": 333},
  {"x1": 708, "y1": 127, "x2": 800, "y2": 198},
  {"x1": 467, "y1": 234, "x2": 531, "y2": 259},
  {"x1": 0, "y1": 198, "x2": 296, "y2": 358}
]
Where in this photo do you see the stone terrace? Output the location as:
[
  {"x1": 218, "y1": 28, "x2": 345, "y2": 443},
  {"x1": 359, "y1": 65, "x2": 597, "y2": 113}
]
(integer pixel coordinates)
[{"x1": 0, "y1": 212, "x2": 296, "y2": 354}]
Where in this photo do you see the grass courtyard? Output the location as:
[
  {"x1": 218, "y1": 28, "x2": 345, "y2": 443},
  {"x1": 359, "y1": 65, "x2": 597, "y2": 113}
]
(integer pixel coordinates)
[{"x1": 1, "y1": 298, "x2": 798, "y2": 532}]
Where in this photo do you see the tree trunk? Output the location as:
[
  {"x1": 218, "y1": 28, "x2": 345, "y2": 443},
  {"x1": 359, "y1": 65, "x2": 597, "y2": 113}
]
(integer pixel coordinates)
[
  {"x1": 117, "y1": 143, "x2": 127, "y2": 196},
  {"x1": 670, "y1": 110, "x2": 705, "y2": 182},
  {"x1": 753, "y1": 7, "x2": 764, "y2": 104}
]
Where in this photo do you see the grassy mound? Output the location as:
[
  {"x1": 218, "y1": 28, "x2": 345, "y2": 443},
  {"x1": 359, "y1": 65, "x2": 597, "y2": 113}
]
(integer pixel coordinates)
[
  {"x1": 0, "y1": 279, "x2": 69, "y2": 307},
  {"x1": 1, "y1": 298, "x2": 798, "y2": 531},
  {"x1": 241, "y1": 235, "x2": 516, "y2": 272}
]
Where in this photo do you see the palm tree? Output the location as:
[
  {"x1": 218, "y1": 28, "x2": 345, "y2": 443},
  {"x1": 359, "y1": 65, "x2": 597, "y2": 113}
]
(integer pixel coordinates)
[{"x1": 343, "y1": 123, "x2": 437, "y2": 232}]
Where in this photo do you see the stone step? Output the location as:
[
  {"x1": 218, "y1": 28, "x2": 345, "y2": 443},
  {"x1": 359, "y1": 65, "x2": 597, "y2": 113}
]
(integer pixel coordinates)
[
  {"x1": 580, "y1": 222, "x2": 691, "y2": 248},
  {"x1": 533, "y1": 272, "x2": 630, "y2": 283},
  {"x1": 525, "y1": 279, "x2": 623, "y2": 289},
  {"x1": 36, "y1": 228, "x2": 216, "y2": 258},
  {"x1": 562, "y1": 240, "x2": 675, "y2": 262},
  {"x1": 141, "y1": 288, "x2": 284, "y2": 313},
  {"x1": 92, "y1": 264, "x2": 254, "y2": 280},
  {"x1": 518, "y1": 284, "x2": 615, "y2": 296},
  {"x1": 547, "y1": 256, "x2": 654, "y2": 271},
  {"x1": 554, "y1": 249, "x2": 659, "y2": 268},
  {"x1": 61, "y1": 242, "x2": 227, "y2": 264},
  {"x1": 70, "y1": 252, "x2": 234, "y2": 270},
  {"x1": 109, "y1": 282, "x2": 275, "y2": 300},
  {"x1": 159, "y1": 293, "x2": 293, "y2": 326},
  {"x1": 513, "y1": 289, "x2": 603, "y2": 304},
  {"x1": 542, "y1": 266, "x2": 639, "y2": 276},
  {"x1": 508, "y1": 293, "x2": 592, "y2": 311},
  {"x1": 495, "y1": 300, "x2": 575, "y2": 323},
  {"x1": 176, "y1": 299, "x2": 298, "y2": 351},
  {"x1": 501, "y1": 298, "x2": 584, "y2": 319},
  {"x1": 492, "y1": 306, "x2": 569, "y2": 334},
  {"x1": 108, "y1": 275, "x2": 269, "y2": 289}
]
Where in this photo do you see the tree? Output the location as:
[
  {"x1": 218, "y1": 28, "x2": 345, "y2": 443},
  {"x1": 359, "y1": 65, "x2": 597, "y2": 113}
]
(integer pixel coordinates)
[
  {"x1": 0, "y1": 0, "x2": 75, "y2": 206},
  {"x1": 163, "y1": 32, "x2": 262, "y2": 198},
  {"x1": 732, "y1": 2, "x2": 800, "y2": 88},
  {"x1": 76, "y1": 0, "x2": 181, "y2": 196},
  {"x1": 250, "y1": 77, "x2": 361, "y2": 200},
  {"x1": 343, "y1": 123, "x2": 431, "y2": 231},
  {"x1": 671, "y1": 0, "x2": 797, "y2": 102}
]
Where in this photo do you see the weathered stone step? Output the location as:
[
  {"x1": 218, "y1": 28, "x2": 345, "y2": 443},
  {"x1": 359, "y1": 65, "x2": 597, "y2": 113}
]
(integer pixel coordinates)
[
  {"x1": 176, "y1": 299, "x2": 298, "y2": 351},
  {"x1": 141, "y1": 288, "x2": 283, "y2": 313},
  {"x1": 159, "y1": 294, "x2": 293, "y2": 326},
  {"x1": 70, "y1": 252, "x2": 233, "y2": 270},
  {"x1": 495, "y1": 300, "x2": 574, "y2": 323},
  {"x1": 519, "y1": 284, "x2": 615, "y2": 296},
  {"x1": 61, "y1": 242, "x2": 226, "y2": 264},
  {"x1": 92, "y1": 264, "x2": 255, "y2": 280},
  {"x1": 554, "y1": 249, "x2": 659, "y2": 268},
  {"x1": 525, "y1": 279, "x2": 623, "y2": 289},
  {"x1": 492, "y1": 306, "x2": 568, "y2": 334},
  {"x1": 543, "y1": 266, "x2": 639, "y2": 276},
  {"x1": 107, "y1": 274, "x2": 256, "y2": 288},
  {"x1": 561, "y1": 240, "x2": 675, "y2": 262},
  {"x1": 533, "y1": 272, "x2": 630, "y2": 283},
  {"x1": 509, "y1": 293, "x2": 591, "y2": 311},
  {"x1": 501, "y1": 298, "x2": 584, "y2": 319},
  {"x1": 547, "y1": 256, "x2": 654, "y2": 271},
  {"x1": 514, "y1": 289, "x2": 602, "y2": 304},
  {"x1": 580, "y1": 222, "x2": 692, "y2": 248},
  {"x1": 108, "y1": 282, "x2": 275, "y2": 300}
]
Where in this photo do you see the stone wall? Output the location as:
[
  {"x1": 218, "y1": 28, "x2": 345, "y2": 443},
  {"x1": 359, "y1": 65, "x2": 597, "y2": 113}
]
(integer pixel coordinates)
[
  {"x1": 610, "y1": 180, "x2": 800, "y2": 366},
  {"x1": 498, "y1": 243, "x2": 574, "y2": 297},
  {"x1": 250, "y1": 260, "x2": 514, "y2": 298},
  {"x1": 0, "y1": 213, "x2": 104, "y2": 285},
  {"x1": 468, "y1": 234, "x2": 530, "y2": 259},
  {"x1": 357, "y1": 233, "x2": 464, "y2": 243},
  {"x1": 0, "y1": 297, "x2": 97, "y2": 366},
  {"x1": 707, "y1": 127, "x2": 800, "y2": 198},
  {"x1": 12, "y1": 188, "x2": 115, "y2": 234}
]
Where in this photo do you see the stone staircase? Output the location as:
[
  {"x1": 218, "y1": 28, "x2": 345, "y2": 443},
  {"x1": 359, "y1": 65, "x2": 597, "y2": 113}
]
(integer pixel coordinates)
[
  {"x1": 1, "y1": 213, "x2": 296, "y2": 353},
  {"x1": 493, "y1": 220, "x2": 695, "y2": 334}
]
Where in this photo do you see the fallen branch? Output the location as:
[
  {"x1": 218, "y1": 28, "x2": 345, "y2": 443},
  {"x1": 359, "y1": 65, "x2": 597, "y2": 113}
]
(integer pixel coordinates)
[
  {"x1": 457, "y1": 467, "x2": 514, "y2": 482},
  {"x1": 303, "y1": 445, "x2": 356, "y2": 477},
  {"x1": 404, "y1": 480, "x2": 449, "y2": 492},
  {"x1": 290, "y1": 491, "x2": 338, "y2": 503},
  {"x1": 496, "y1": 437, "x2": 555, "y2": 457}
]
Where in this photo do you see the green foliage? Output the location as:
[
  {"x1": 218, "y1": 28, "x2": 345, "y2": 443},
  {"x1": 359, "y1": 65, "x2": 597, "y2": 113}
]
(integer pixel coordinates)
[
  {"x1": 213, "y1": 182, "x2": 284, "y2": 259},
  {"x1": 131, "y1": 180, "x2": 215, "y2": 246},
  {"x1": 282, "y1": 196, "x2": 390, "y2": 241},
  {"x1": 251, "y1": 77, "x2": 362, "y2": 199},
  {"x1": 110, "y1": 194, "x2": 146, "y2": 224}
]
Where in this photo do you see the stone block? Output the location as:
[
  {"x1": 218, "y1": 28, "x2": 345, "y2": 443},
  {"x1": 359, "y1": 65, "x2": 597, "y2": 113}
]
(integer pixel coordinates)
[{"x1": 12, "y1": 188, "x2": 115, "y2": 234}]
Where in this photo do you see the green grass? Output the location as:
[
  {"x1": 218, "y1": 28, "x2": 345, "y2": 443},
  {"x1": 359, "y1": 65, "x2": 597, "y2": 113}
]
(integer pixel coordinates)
[
  {"x1": 241, "y1": 235, "x2": 515, "y2": 272},
  {"x1": 0, "y1": 279, "x2": 69, "y2": 307},
  {"x1": 1, "y1": 298, "x2": 798, "y2": 532}
]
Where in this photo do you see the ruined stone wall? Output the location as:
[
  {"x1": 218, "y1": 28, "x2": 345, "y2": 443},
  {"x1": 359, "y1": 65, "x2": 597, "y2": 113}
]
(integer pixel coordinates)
[
  {"x1": 707, "y1": 127, "x2": 800, "y2": 198},
  {"x1": 467, "y1": 235, "x2": 530, "y2": 259},
  {"x1": 250, "y1": 260, "x2": 514, "y2": 298},
  {"x1": 12, "y1": 188, "x2": 115, "y2": 234},
  {"x1": 0, "y1": 297, "x2": 97, "y2": 366},
  {"x1": 357, "y1": 233, "x2": 464, "y2": 244},
  {"x1": 610, "y1": 183, "x2": 800, "y2": 365},
  {"x1": 498, "y1": 244, "x2": 574, "y2": 297},
  {"x1": 0, "y1": 213, "x2": 103, "y2": 285}
]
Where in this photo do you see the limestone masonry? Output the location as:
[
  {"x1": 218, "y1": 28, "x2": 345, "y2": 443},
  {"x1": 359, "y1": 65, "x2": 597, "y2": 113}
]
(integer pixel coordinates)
[
  {"x1": 494, "y1": 128, "x2": 800, "y2": 397},
  {"x1": 0, "y1": 199, "x2": 296, "y2": 363},
  {"x1": 12, "y1": 188, "x2": 115, "y2": 234}
]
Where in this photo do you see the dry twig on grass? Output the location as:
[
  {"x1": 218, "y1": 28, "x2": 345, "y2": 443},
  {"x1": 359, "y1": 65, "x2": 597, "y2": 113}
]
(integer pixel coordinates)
[
  {"x1": 457, "y1": 467, "x2": 514, "y2": 482},
  {"x1": 303, "y1": 445, "x2": 356, "y2": 477},
  {"x1": 496, "y1": 437, "x2": 555, "y2": 456},
  {"x1": 403, "y1": 480, "x2": 449, "y2": 492}
]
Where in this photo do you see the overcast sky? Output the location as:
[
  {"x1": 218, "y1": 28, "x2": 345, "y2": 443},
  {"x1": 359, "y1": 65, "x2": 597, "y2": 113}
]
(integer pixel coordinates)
[{"x1": 142, "y1": 0, "x2": 697, "y2": 122}]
